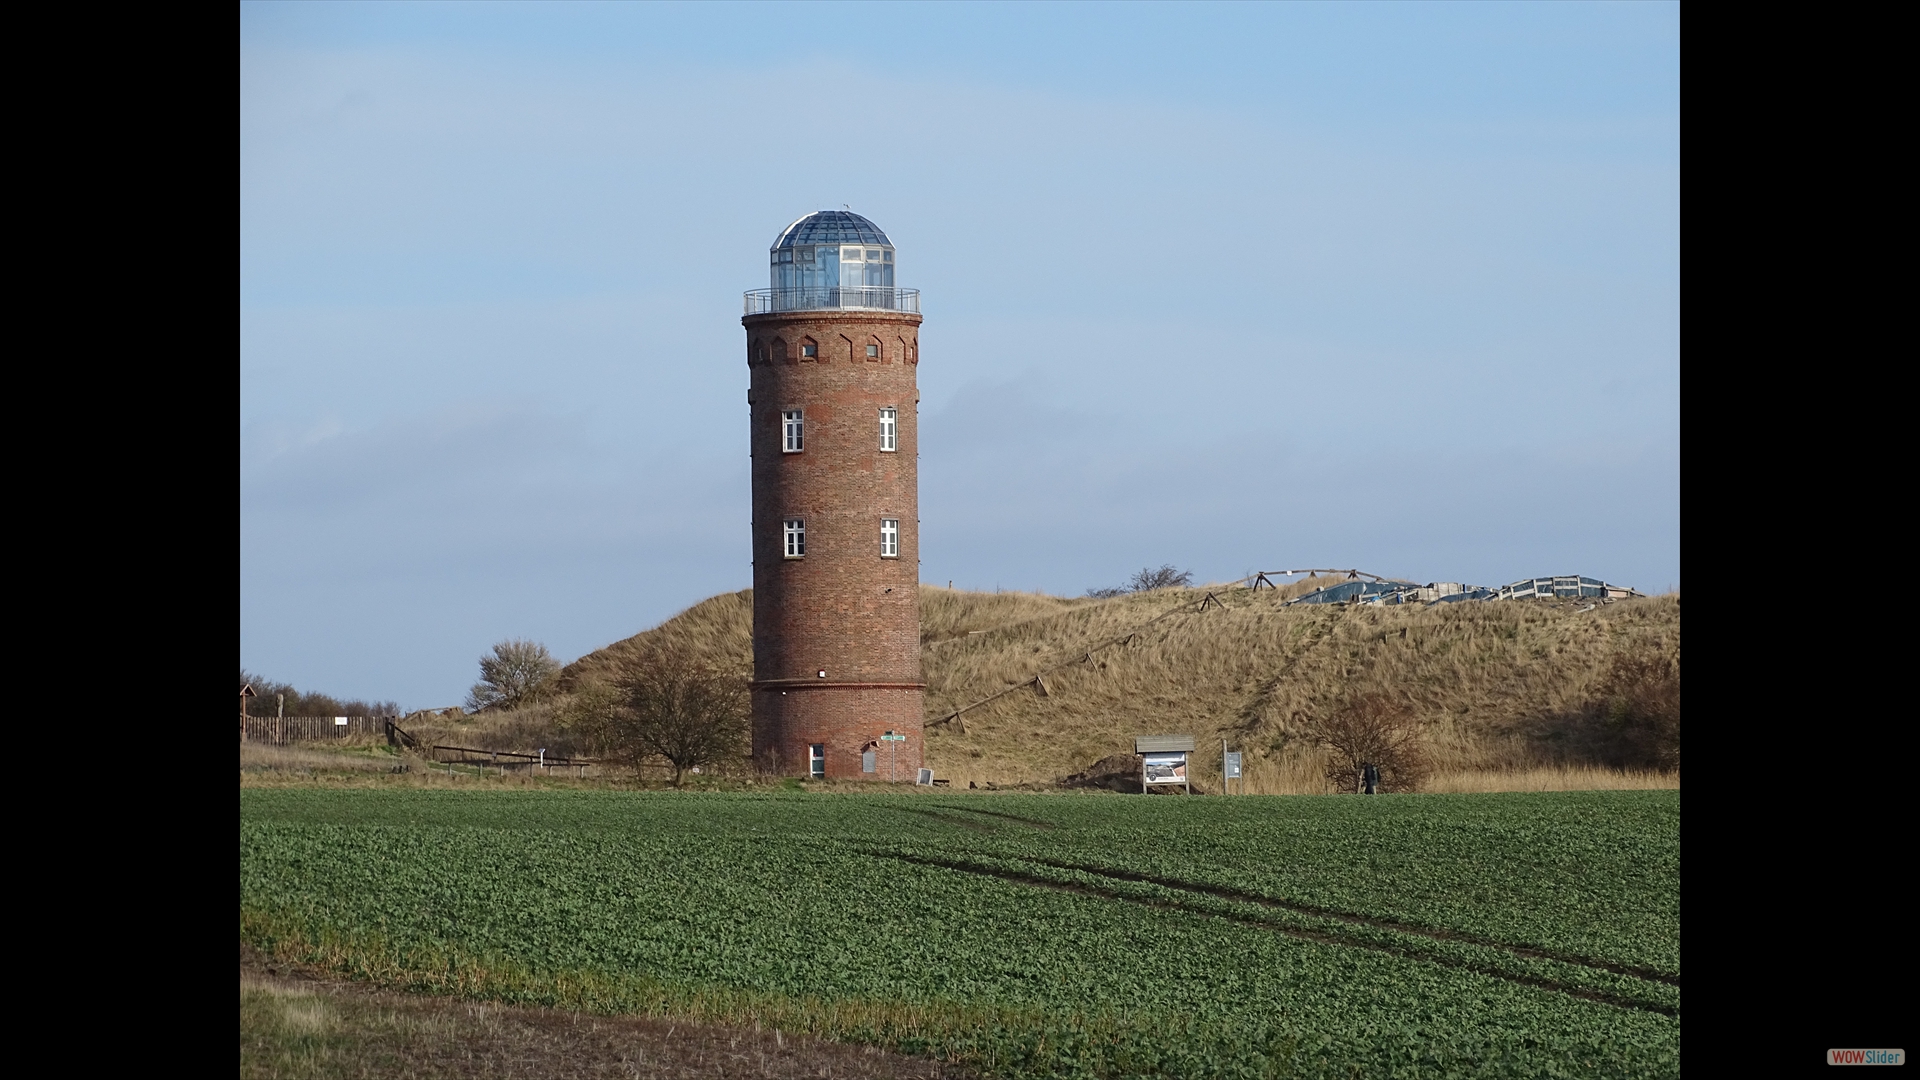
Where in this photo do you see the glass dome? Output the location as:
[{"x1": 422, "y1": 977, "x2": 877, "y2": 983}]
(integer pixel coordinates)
[
  {"x1": 773, "y1": 210, "x2": 891, "y2": 249},
  {"x1": 769, "y1": 210, "x2": 895, "y2": 294}
]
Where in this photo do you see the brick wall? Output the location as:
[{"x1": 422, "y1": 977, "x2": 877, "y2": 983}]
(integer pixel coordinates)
[
  {"x1": 751, "y1": 685, "x2": 925, "y2": 780},
  {"x1": 743, "y1": 309, "x2": 925, "y2": 779}
]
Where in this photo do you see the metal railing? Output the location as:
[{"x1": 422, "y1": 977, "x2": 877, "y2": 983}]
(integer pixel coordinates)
[{"x1": 743, "y1": 287, "x2": 920, "y2": 315}]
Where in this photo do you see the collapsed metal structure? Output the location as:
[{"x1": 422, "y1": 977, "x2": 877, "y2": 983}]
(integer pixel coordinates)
[{"x1": 1256, "y1": 569, "x2": 1643, "y2": 607}]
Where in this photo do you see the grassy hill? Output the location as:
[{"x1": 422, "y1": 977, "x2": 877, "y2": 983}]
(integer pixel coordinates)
[{"x1": 552, "y1": 581, "x2": 1680, "y2": 793}]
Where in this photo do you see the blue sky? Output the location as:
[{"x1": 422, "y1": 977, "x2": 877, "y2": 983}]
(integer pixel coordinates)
[{"x1": 240, "y1": 1, "x2": 1680, "y2": 708}]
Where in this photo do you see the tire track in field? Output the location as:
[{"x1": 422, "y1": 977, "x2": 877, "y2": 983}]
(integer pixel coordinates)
[
  {"x1": 892, "y1": 808, "x2": 1001, "y2": 833},
  {"x1": 1023, "y1": 858, "x2": 1679, "y2": 988},
  {"x1": 879, "y1": 808, "x2": 1677, "y2": 988},
  {"x1": 870, "y1": 851, "x2": 1679, "y2": 1018},
  {"x1": 923, "y1": 805, "x2": 1058, "y2": 829}
]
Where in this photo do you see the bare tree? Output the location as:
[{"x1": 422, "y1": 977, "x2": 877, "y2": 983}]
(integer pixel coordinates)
[
  {"x1": 578, "y1": 645, "x2": 748, "y2": 786},
  {"x1": 1129, "y1": 565, "x2": 1194, "y2": 592},
  {"x1": 466, "y1": 639, "x2": 560, "y2": 712},
  {"x1": 1297, "y1": 694, "x2": 1430, "y2": 793},
  {"x1": 1087, "y1": 565, "x2": 1194, "y2": 598}
]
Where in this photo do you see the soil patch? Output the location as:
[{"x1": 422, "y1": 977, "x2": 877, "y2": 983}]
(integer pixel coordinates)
[{"x1": 241, "y1": 946, "x2": 972, "y2": 1079}]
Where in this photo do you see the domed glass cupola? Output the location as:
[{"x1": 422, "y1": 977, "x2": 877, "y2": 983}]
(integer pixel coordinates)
[{"x1": 749, "y1": 210, "x2": 917, "y2": 314}]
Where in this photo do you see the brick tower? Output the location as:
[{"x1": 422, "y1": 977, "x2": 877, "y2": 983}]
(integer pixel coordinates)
[{"x1": 743, "y1": 211, "x2": 923, "y2": 781}]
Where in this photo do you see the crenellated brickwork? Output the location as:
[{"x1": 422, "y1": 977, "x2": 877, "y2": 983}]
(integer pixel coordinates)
[{"x1": 743, "y1": 308, "x2": 924, "y2": 779}]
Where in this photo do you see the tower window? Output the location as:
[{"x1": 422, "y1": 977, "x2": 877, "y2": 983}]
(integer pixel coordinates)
[
  {"x1": 801, "y1": 341, "x2": 817, "y2": 358},
  {"x1": 810, "y1": 743, "x2": 825, "y2": 779},
  {"x1": 881, "y1": 519, "x2": 899, "y2": 558},
  {"x1": 878, "y1": 407, "x2": 897, "y2": 451},
  {"x1": 782, "y1": 409, "x2": 803, "y2": 452},
  {"x1": 866, "y1": 344, "x2": 880, "y2": 357},
  {"x1": 784, "y1": 519, "x2": 805, "y2": 558}
]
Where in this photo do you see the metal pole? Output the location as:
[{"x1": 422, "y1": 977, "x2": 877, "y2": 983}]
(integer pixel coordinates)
[{"x1": 1223, "y1": 739, "x2": 1228, "y2": 796}]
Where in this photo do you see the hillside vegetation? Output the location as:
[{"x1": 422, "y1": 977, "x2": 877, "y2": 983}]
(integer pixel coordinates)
[{"x1": 547, "y1": 581, "x2": 1679, "y2": 792}]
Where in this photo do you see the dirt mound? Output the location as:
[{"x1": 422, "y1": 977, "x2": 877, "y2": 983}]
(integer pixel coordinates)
[
  {"x1": 1062, "y1": 753, "x2": 1143, "y2": 792},
  {"x1": 1062, "y1": 752, "x2": 1213, "y2": 794}
]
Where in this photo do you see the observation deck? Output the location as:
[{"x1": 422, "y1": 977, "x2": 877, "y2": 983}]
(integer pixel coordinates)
[{"x1": 743, "y1": 287, "x2": 920, "y2": 315}]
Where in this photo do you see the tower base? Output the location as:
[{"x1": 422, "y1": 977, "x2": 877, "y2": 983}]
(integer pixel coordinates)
[{"x1": 751, "y1": 683, "x2": 925, "y2": 781}]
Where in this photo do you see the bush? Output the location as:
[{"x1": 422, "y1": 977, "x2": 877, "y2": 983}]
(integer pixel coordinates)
[
  {"x1": 1086, "y1": 565, "x2": 1195, "y2": 598},
  {"x1": 567, "y1": 644, "x2": 748, "y2": 786},
  {"x1": 1130, "y1": 565, "x2": 1195, "y2": 592},
  {"x1": 1297, "y1": 694, "x2": 1430, "y2": 793},
  {"x1": 1519, "y1": 651, "x2": 1679, "y2": 771},
  {"x1": 466, "y1": 640, "x2": 560, "y2": 712},
  {"x1": 1587, "y1": 653, "x2": 1680, "y2": 770}
]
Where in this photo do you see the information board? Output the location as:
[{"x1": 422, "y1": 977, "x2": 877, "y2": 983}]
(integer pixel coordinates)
[{"x1": 1142, "y1": 752, "x2": 1188, "y2": 784}]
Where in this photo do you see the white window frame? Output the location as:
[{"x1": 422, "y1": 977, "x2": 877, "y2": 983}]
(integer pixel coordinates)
[
  {"x1": 878, "y1": 407, "x2": 897, "y2": 452},
  {"x1": 880, "y1": 518, "x2": 899, "y2": 558},
  {"x1": 782, "y1": 409, "x2": 803, "y2": 452},
  {"x1": 783, "y1": 519, "x2": 806, "y2": 558},
  {"x1": 809, "y1": 743, "x2": 826, "y2": 779}
]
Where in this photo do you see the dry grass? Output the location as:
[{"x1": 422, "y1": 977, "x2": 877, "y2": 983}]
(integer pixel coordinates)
[
  {"x1": 556, "y1": 590, "x2": 755, "y2": 692},
  {"x1": 470, "y1": 586, "x2": 1681, "y2": 796},
  {"x1": 240, "y1": 742, "x2": 399, "y2": 775},
  {"x1": 1422, "y1": 765, "x2": 1680, "y2": 793},
  {"x1": 1221, "y1": 748, "x2": 1679, "y2": 795},
  {"x1": 239, "y1": 741, "x2": 642, "y2": 790},
  {"x1": 915, "y1": 587, "x2": 1678, "y2": 791},
  {"x1": 241, "y1": 951, "x2": 968, "y2": 1079}
]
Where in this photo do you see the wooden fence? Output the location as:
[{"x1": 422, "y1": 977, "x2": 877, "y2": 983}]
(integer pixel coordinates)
[
  {"x1": 239, "y1": 715, "x2": 390, "y2": 745},
  {"x1": 239, "y1": 716, "x2": 626, "y2": 780},
  {"x1": 424, "y1": 743, "x2": 600, "y2": 778}
]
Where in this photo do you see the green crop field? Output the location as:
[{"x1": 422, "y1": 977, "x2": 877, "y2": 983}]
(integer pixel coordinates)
[{"x1": 239, "y1": 789, "x2": 1680, "y2": 1078}]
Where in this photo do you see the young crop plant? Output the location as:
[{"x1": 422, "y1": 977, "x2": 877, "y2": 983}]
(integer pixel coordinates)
[{"x1": 240, "y1": 789, "x2": 1680, "y2": 1079}]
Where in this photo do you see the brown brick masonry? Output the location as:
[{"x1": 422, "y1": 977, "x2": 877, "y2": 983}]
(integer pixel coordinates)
[{"x1": 743, "y1": 309, "x2": 924, "y2": 779}]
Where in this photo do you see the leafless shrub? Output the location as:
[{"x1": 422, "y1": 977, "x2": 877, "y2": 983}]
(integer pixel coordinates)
[
  {"x1": 1528, "y1": 652, "x2": 1680, "y2": 770},
  {"x1": 1086, "y1": 565, "x2": 1194, "y2": 598},
  {"x1": 466, "y1": 640, "x2": 560, "y2": 712},
  {"x1": 1297, "y1": 693, "x2": 1430, "y2": 793},
  {"x1": 1130, "y1": 565, "x2": 1194, "y2": 592},
  {"x1": 571, "y1": 645, "x2": 748, "y2": 786}
]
